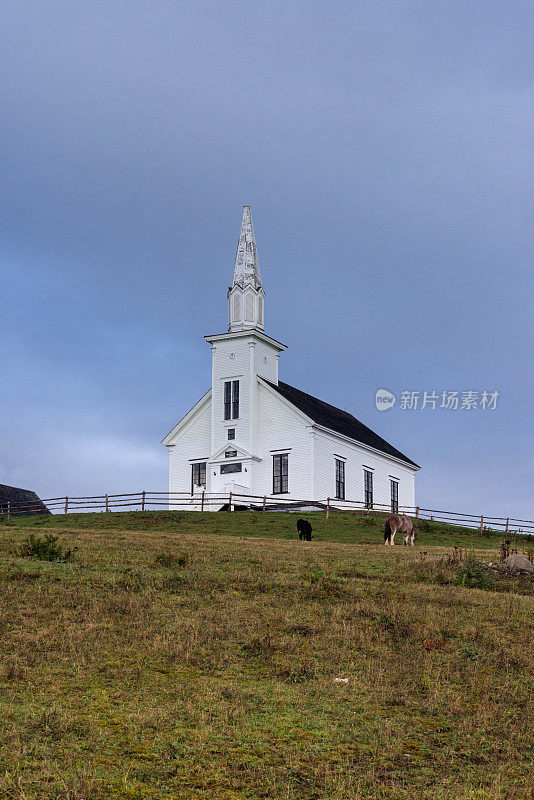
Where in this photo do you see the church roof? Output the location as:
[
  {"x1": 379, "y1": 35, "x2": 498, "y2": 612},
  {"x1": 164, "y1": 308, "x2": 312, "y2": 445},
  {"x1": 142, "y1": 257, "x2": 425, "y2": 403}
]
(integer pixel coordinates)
[
  {"x1": 231, "y1": 205, "x2": 262, "y2": 291},
  {"x1": 263, "y1": 380, "x2": 419, "y2": 468}
]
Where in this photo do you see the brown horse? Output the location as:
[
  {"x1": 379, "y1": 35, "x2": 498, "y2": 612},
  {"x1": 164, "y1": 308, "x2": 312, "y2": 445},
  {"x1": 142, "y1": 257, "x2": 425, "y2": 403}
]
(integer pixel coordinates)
[{"x1": 384, "y1": 514, "x2": 415, "y2": 546}]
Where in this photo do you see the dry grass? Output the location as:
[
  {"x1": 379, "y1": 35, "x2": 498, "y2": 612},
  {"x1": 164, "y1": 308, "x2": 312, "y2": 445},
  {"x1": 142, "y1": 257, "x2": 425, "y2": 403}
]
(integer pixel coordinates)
[{"x1": 0, "y1": 515, "x2": 532, "y2": 799}]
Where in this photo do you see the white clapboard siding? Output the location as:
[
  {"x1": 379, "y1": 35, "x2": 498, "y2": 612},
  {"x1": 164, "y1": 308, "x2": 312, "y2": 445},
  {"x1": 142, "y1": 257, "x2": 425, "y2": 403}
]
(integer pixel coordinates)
[
  {"x1": 168, "y1": 401, "x2": 212, "y2": 495},
  {"x1": 255, "y1": 382, "x2": 312, "y2": 499},
  {"x1": 312, "y1": 429, "x2": 415, "y2": 509}
]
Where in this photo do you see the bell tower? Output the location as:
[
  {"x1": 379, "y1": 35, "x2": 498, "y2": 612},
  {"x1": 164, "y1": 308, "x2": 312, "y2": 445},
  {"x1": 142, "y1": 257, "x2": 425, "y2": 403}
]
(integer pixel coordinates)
[
  {"x1": 227, "y1": 206, "x2": 265, "y2": 332},
  {"x1": 205, "y1": 205, "x2": 286, "y2": 480}
]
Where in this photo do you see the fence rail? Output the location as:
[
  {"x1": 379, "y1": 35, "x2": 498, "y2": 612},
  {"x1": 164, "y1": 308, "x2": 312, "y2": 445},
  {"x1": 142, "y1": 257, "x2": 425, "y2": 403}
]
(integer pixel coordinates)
[{"x1": 1, "y1": 490, "x2": 533, "y2": 534}]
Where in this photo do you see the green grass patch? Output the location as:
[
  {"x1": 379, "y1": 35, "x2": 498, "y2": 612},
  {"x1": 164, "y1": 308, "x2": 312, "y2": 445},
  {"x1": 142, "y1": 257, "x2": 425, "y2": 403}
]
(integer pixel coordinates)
[{"x1": 3, "y1": 508, "x2": 530, "y2": 550}]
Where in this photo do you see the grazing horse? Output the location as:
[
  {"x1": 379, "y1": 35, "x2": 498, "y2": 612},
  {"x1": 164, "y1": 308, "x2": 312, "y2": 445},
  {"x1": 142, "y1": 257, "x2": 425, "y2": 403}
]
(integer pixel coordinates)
[
  {"x1": 297, "y1": 519, "x2": 312, "y2": 541},
  {"x1": 384, "y1": 514, "x2": 415, "y2": 546}
]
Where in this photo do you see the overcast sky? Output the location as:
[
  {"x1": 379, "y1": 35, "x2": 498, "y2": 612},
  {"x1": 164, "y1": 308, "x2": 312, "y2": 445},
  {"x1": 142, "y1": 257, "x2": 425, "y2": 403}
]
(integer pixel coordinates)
[{"x1": 1, "y1": 1, "x2": 532, "y2": 519}]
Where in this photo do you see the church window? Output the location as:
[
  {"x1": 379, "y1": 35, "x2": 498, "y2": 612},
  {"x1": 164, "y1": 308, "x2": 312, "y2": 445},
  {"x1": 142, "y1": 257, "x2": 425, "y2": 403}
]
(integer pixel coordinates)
[
  {"x1": 273, "y1": 453, "x2": 288, "y2": 494},
  {"x1": 390, "y1": 480, "x2": 399, "y2": 513},
  {"x1": 224, "y1": 380, "x2": 239, "y2": 419},
  {"x1": 191, "y1": 462, "x2": 206, "y2": 493},
  {"x1": 232, "y1": 380, "x2": 239, "y2": 418},
  {"x1": 364, "y1": 469, "x2": 373, "y2": 508},
  {"x1": 227, "y1": 428, "x2": 235, "y2": 440},
  {"x1": 224, "y1": 382, "x2": 231, "y2": 419},
  {"x1": 335, "y1": 459, "x2": 345, "y2": 500},
  {"x1": 258, "y1": 296, "x2": 263, "y2": 325},
  {"x1": 221, "y1": 463, "x2": 242, "y2": 474}
]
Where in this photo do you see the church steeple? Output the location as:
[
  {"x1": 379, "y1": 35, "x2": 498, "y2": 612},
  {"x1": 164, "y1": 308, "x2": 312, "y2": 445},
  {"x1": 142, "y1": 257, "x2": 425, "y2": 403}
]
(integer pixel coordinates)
[{"x1": 228, "y1": 206, "x2": 265, "y2": 332}]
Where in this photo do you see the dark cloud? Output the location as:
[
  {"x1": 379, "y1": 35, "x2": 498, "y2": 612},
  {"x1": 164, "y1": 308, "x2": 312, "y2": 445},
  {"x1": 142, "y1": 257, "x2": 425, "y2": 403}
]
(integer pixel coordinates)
[{"x1": 0, "y1": 1, "x2": 532, "y2": 516}]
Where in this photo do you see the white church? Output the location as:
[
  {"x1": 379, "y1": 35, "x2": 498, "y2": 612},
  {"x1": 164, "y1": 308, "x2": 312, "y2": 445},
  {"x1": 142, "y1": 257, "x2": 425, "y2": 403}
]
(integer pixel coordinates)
[{"x1": 162, "y1": 207, "x2": 419, "y2": 509}]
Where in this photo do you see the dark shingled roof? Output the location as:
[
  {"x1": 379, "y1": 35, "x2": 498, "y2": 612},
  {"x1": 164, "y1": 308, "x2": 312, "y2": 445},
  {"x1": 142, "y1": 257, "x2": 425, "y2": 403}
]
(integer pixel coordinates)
[
  {"x1": 0, "y1": 484, "x2": 51, "y2": 516},
  {"x1": 264, "y1": 380, "x2": 419, "y2": 468}
]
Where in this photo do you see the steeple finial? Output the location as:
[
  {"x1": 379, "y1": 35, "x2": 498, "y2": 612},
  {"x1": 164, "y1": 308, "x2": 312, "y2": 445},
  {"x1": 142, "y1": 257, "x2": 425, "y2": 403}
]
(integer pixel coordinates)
[
  {"x1": 232, "y1": 205, "x2": 262, "y2": 290},
  {"x1": 228, "y1": 206, "x2": 265, "y2": 332}
]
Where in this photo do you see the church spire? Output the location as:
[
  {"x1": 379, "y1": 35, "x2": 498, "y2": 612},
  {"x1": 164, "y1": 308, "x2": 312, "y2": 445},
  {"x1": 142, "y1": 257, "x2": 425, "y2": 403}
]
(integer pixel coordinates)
[
  {"x1": 232, "y1": 205, "x2": 262, "y2": 290},
  {"x1": 228, "y1": 206, "x2": 265, "y2": 332}
]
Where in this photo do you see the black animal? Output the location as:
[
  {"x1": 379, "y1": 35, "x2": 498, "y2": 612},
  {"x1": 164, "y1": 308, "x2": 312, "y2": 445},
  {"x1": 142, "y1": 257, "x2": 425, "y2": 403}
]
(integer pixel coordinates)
[{"x1": 297, "y1": 519, "x2": 312, "y2": 541}]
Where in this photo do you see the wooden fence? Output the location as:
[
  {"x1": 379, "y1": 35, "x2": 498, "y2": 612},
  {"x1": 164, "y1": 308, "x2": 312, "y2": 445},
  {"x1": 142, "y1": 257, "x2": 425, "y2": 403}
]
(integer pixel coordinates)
[{"x1": 1, "y1": 490, "x2": 533, "y2": 535}]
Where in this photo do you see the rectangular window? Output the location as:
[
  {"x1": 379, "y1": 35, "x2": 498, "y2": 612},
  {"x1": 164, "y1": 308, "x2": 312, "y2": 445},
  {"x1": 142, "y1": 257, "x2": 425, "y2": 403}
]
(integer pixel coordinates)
[
  {"x1": 364, "y1": 469, "x2": 373, "y2": 508},
  {"x1": 191, "y1": 462, "x2": 206, "y2": 493},
  {"x1": 273, "y1": 453, "x2": 289, "y2": 494},
  {"x1": 224, "y1": 381, "x2": 231, "y2": 420},
  {"x1": 232, "y1": 380, "x2": 239, "y2": 418},
  {"x1": 390, "y1": 480, "x2": 399, "y2": 513},
  {"x1": 335, "y1": 459, "x2": 345, "y2": 500},
  {"x1": 220, "y1": 462, "x2": 242, "y2": 474},
  {"x1": 227, "y1": 428, "x2": 235, "y2": 440}
]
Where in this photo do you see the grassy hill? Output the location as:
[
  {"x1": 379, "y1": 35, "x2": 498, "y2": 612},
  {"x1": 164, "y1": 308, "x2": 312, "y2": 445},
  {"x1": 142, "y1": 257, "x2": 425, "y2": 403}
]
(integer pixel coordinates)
[
  {"x1": 0, "y1": 511, "x2": 532, "y2": 799},
  {"x1": 5, "y1": 508, "x2": 533, "y2": 548}
]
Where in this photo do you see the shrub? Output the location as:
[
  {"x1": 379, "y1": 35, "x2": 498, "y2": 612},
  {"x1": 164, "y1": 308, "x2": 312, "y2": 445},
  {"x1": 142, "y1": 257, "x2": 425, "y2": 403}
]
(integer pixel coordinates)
[
  {"x1": 415, "y1": 518, "x2": 433, "y2": 533},
  {"x1": 454, "y1": 559, "x2": 493, "y2": 590},
  {"x1": 12, "y1": 533, "x2": 76, "y2": 562},
  {"x1": 276, "y1": 663, "x2": 316, "y2": 683},
  {"x1": 154, "y1": 551, "x2": 188, "y2": 568},
  {"x1": 116, "y1": 568, "x2": 145, "y2": 591},
  {"x1": 160, "y1": 571, "x2": 187, "y2": 592},
  {"x1": 242, "y1": 635, "x2": 277, "y2": 657},
  {"x1": 301, "y1": 568, "x2": 348, "y2": 599}
]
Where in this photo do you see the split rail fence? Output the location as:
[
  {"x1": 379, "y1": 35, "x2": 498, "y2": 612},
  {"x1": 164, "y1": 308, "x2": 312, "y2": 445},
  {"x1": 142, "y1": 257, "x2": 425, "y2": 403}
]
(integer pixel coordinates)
[{"x1": 1, "y1": 491, "x2": 533, "y2": 535}]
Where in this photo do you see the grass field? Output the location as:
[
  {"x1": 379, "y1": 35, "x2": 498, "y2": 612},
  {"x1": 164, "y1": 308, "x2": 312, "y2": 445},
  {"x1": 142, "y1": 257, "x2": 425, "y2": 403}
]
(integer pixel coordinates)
[{"x1": 0, "y1": 511, "x2": 532, "y2": 799}]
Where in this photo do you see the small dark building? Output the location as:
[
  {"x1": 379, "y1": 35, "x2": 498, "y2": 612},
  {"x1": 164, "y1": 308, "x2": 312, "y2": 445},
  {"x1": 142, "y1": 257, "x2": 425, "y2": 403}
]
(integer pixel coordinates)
[{"x1": 0, "y1": 484, "x2": 51, "y2": 517}]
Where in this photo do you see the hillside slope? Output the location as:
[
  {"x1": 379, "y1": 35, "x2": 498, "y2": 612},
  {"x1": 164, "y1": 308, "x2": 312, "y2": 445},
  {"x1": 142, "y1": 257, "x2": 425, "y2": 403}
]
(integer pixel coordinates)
[{"x1": 0, "y1": 516, "x2": 532, "y2": 799}]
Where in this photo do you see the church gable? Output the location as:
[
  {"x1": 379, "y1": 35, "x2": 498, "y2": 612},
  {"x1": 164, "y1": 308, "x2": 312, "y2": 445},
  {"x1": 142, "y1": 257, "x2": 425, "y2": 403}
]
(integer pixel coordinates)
[{"x1": 257, "y1": 378, "x2": 313, "y2": 429}]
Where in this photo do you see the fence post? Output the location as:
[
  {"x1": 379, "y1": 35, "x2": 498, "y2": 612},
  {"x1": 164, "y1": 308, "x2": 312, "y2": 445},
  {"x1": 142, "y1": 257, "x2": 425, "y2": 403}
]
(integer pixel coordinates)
[
  {"x1": 6, "y1": 501, "x2": 10, "y2": 522},
  {"x1": 229, "y1": 492, "x2": 233, "y2": 512},
  {"x1": 105, "y1": 494, "x2": 109, "y2": 513},
  {"x1": 141, "y1": 491, "x2": 146, "y2": 512},
  {"x1": 64, "y1": 496, "x2": 69, "y2": 515},
  {"x1": 262, "y1": 495, "x2": 266, "y2": 513},
  {"x1": 505, "y1": 517, "x2": 509, "y2": 534},
  {"x1": 201, "y1": 490, "x2": 205, "y2": 511},
  {"x1": 415, "y1": 506, "x2": 419, "y2": 520},
  {"x1": 479, "y1": 515, "x2": 484, "y2": 534},
  {"x1": 326, "y1": 497, "x2": 330, "y2": 519}
]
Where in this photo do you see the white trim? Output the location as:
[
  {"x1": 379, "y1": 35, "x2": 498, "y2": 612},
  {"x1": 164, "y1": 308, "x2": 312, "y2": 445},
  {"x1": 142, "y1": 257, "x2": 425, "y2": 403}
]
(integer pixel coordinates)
[
  {"x1": 205, "y1": 330, "x2": 287, "y2": 351},
  {"x1": 257, "y1": 377, "x2": 314, "y2": 425},
  {"x1": 313, "y1": 424, "x2": 419, "y2": 471}
]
